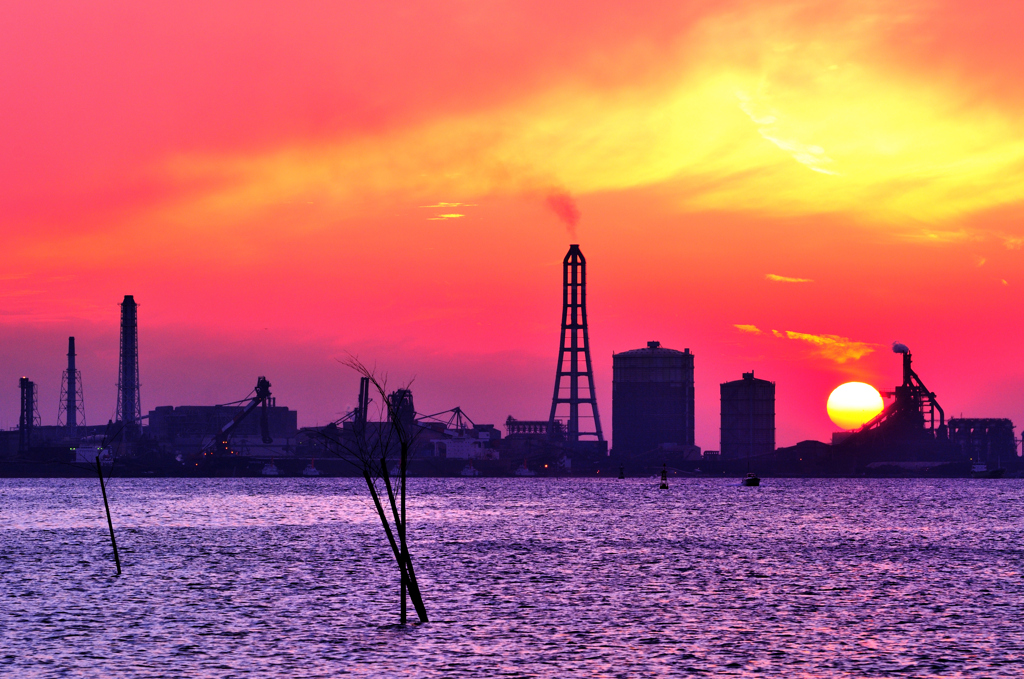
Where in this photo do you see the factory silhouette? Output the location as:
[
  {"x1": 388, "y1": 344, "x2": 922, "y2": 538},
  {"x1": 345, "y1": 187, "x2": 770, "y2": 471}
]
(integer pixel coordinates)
[{"x1": 2, "y1": 246, "x2": 1020, "y2": 478}]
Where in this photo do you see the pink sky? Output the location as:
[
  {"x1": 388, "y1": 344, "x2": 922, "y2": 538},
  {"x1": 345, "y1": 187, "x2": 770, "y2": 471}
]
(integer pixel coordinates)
[{"x1": 2, "y1": 1, "x2": 1023, "y2": 449}]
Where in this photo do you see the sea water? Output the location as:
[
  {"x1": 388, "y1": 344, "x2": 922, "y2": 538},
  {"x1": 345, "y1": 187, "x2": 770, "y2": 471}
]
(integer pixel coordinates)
[{"x1": 2, "y1": 477, "x2": 1022, "y2": 677}]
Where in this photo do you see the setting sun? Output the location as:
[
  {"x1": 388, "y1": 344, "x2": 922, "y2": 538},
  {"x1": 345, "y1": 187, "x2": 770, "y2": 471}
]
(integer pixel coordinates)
[{"x1": 827, "y1": 382, "x2": 885, "y2": 430}]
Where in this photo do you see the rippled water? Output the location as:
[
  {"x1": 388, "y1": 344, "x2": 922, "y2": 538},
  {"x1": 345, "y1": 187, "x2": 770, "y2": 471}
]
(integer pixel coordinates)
[{"x1": 2, "y1": 477, "x2": 1023, "y2": 677}]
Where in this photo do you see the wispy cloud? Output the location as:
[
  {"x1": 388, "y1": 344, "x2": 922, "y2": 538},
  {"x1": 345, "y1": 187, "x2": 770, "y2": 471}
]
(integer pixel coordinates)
[
  {"x1": 0, "y1": 289, "x2": 43, "y2": 298},
  {"x1": 420, "y1": 202, "x2": 476, "y2": 208},
  {"x1": 736, "y1": 323, "x2": 876, "y2": 362},
  {"x1": 899, "y1": 229, "x2": 977, "y2": 244},
  {"x1": 766, "y1": 274, "x2": 812, "y2": 283},
  {"x1": 422, "y1": 202, "x2": 474, "y2": 221},
  {"x1": 773, "y1": 330, "x2": 880, "y2": 363},
  {"x1": 737, "y1": 90, "x2": 839, "y2": 176}
]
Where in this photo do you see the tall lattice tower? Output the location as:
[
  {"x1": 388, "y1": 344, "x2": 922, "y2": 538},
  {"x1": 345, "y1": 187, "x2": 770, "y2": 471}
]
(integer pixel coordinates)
[
  {"x1": 116, "y1": 295, "x2": 141, "y2": 444},
  {"x1": 548, "y1": 244, "x2": 604, "y2": 444},
  {"x1": 58, "y1": 336, "x2": 86, "y2": 440}
]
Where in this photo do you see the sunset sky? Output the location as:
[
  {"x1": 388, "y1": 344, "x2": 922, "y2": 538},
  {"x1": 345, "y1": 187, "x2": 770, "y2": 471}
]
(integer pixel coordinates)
[{"x1": 2, "y1": 0, "x2": 1022, "y2": 450}]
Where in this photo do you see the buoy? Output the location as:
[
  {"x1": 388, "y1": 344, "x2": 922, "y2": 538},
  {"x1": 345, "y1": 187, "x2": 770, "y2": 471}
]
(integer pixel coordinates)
[
  {"x1": 618, "y1": 464, "x2": 625, "y2": 479},
  {"x1": 659, "y1": 463, "x2": 668, "y2": 490}
]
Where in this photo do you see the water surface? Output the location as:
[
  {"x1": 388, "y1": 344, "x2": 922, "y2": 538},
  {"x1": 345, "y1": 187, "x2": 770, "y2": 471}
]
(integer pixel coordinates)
[{"x1": 2, "y1": 478, "x2": 1022, "y2": 677}]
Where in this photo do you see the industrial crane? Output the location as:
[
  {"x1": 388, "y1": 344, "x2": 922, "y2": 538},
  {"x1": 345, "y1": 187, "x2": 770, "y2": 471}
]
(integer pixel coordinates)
[{"x1": 198, "y1": 376, "x2": 274, "y2": 459}]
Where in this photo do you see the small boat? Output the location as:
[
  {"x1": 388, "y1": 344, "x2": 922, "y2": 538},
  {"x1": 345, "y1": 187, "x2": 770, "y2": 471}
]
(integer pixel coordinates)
[
  {"x1": 460, "y1": 462, "x2": 481, "y2": 477},
  {"x1": 741, "y1": 473, "x2": 760, "y2": 487},
  {"x1": 972, "y1": 464, "x2": 1004, "y2": 479},
  {"x1": 261, "y1": 461, "x2": 280, "y2": 477},
  {"x1": 74, "y1": 438, "x2": 113, "y2": 467},
  {"x1": 514, "y1": 461, "x2": 536, "y2": 477},
  {"x1": 302, "y1": 460, "x2": 321, "y2": 477}
]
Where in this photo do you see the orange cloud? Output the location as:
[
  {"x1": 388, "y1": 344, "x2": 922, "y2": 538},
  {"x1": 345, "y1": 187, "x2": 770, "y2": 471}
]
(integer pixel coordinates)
[
  {"x1": 765, "y1": 274, "x2": 812, "y2": 283},
  {"x1": 773, "y1": 330, "x2": 880, "y2": 363}
]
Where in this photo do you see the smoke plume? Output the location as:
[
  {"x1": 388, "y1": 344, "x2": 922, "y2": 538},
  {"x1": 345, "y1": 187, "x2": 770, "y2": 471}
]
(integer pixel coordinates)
[{"x1": 546, "y1": 191, "x2": 580, "y2": 237}]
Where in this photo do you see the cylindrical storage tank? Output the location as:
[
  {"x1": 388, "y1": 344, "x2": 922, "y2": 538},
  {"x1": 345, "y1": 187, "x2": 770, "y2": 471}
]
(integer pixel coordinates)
[
  {"x1": 612, "y1": 341, "x2": 694, "y2": 456},
  {"x1": 720, "y1": 372, "x2": 775, "y2": 460}
]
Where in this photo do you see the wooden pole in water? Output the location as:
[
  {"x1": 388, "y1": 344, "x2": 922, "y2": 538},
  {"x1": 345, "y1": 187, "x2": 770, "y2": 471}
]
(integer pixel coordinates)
[{"x1": 96, "y1": 456, "x2": 122, "y2": 575}]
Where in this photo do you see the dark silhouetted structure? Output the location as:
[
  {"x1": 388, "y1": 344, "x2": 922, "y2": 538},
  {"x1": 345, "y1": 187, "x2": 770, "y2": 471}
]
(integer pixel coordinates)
[
  {"x1": 612, "y1": 341, "x2": 694, "y2": 456},
  {"x1": 58, "y1": 336, "x2": 85, "y2": 440},
  {"x1": 19, "y1": 377, "x2": 40, "y2": 454},
  {"x1": 855, "y1": 343, "x2": 945, "y2": 438},
  {"x1": 149, "y1": 402, "x2": 296, "y2": 455},
  {"x1": 549, "y1": 244, "x2": 603, "y2": 444},
  {"x1": 721, "y1": 371, "x2": 775, "y2": 460},
  {"x1": 390, "y1": 388, "x2": 416, "y2": 432},
  {"x1": 354, "y1": 376, "x2": 370, "y2": 431},
  {"x1": 949, "y1": 418, "x2": 1017, "y2": 472},
  {"x1": 116, "y1": 295, "x2": 142, "y2": 446},
  {"x1": 837, "y1": 344, "x2": 956, "y2": 466},
  {"x1": 505, "y1": 417, "x2": 564, "y2": 439}
]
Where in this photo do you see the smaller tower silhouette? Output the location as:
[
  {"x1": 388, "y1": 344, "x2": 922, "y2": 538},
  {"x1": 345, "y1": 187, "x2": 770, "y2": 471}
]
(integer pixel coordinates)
[
  {"x1": 19, "y1": 377, "x2": 40, "y2": 454},
  {"x1": 58, "y1": 336, "x2": 86, "y2": 440}
]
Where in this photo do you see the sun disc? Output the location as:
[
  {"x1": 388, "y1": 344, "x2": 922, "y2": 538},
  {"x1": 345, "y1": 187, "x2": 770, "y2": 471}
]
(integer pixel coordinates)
[{"x1": 827, "y1": 382, "x2": 884, "y2": 430}]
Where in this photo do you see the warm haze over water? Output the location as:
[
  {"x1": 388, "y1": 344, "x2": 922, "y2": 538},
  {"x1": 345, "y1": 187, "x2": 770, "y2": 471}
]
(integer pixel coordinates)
[{"x1": 2, "y1": 1, "x2": 1023, "y2": 448}]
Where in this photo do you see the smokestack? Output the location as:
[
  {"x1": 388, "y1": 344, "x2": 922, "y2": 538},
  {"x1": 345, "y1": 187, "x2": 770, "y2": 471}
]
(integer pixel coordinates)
[
  {"x1": 892, "y1": 342, "x2": 913, "y2": 386},
  {"x1": 59, "y1": 336, "x2": 86, "y2": 440},
  {"x1": 19, "y1": 377, "x2": 38, "y2": 453},
  {"x1": 66, "y1": 337, "x2": 77, "y2": 437},
  {"x1": 116, "y1": 295, "x2": 141, "y2": 445}
]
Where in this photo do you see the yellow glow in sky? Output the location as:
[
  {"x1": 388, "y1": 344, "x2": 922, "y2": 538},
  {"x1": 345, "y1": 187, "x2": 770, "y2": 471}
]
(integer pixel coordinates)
[{"x1": 146, "y1": 0, "x2": 1024, "y2": 242}]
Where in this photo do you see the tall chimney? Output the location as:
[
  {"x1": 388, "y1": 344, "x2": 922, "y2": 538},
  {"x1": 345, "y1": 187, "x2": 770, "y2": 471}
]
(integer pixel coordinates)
[
  {"x1": 59, "y1": 336, "x2": 85, "y2": 440},
  {"x1": 66, "y1": 337, "x2": 77, "y2": 437},
  {"x1": 116, "y1": 295, "x2": 141, "y2": 445}
]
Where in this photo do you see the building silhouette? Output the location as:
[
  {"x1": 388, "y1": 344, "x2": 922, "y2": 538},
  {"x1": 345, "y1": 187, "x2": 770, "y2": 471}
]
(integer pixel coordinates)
[
  {"x1": 612, "y1": 341, "x2": 694, "y2": 456},
  {"x1": 720, "y1": 371, "x2": 775, "y2": 460},
  {"x1": 948, "y1": 418, "x2": 1018, "y2": 472}
]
